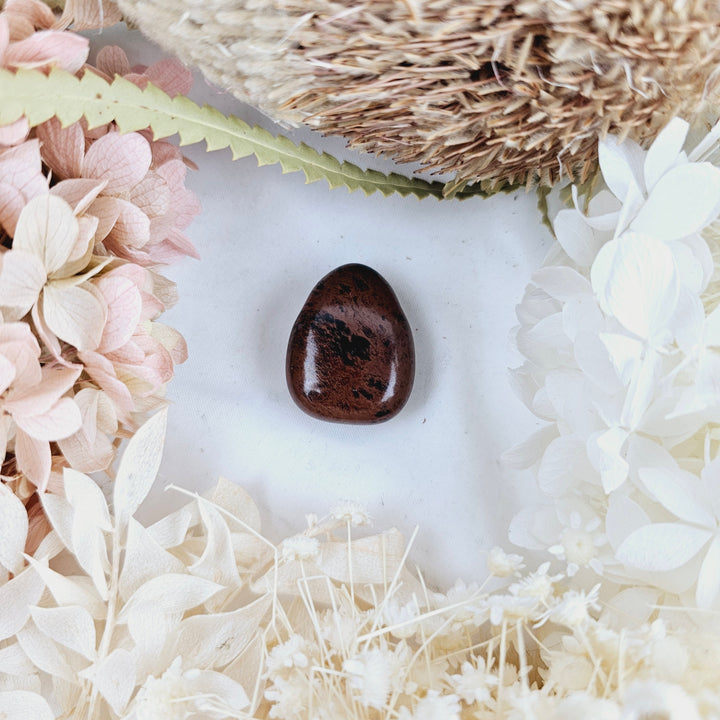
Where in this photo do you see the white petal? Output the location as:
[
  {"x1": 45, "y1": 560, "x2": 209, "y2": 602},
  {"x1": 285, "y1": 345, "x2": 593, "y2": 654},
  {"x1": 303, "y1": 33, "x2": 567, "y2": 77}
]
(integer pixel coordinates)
[
  {"x1": 189, "y1": 499, "x2": 241, "y2": 593},
  {"x1": 0, "y1": 567, "x2": 45, "y2": 642},
  {"x1": 696, "y1": 535, "x2": 720, "y2": 609},
  {"x1": 13, "y1": 195, "x2": 79, "y2": 275},
  {"x1": 537, "y1": 434, "x2": 588, "y2": 496},
  {"x1": 63, "y1": 467, "x2": 112, "y2": 532},
  {"x1": 670, "y1": 287, "x2": 705, "y2": 352},
  {"x1": 501, "y1": 425, "x2": 559, "y2": 469},
  {"x1": 113, "y1": 409, "x2": 168, "y2": 527},
  {"x1": 171, "y1": 594, "x2": 272, "y2": 669},
  {"x1": 0, "y1": 691, "x2": 54, "y2": 720},
  {"x1": 632, "y1": 163, "x2": 720, "y2": 240},
  {"x1": 119, "y1": 574, "x2": 223, "y2": 642},
  {"x1": 16, "y1": 622, "x2": 74, "y2": 682},
  {"x1": 598, "y1": 134, "x2": 645, "y2": 200},
  {"x1": 42, "y1": 282, "x2": 106, "y2": 351},
  {"x1": 638, "y1": 468, "x2": 714, "y2": 526},
  {"x1": 621, "y1": 349, "x2": 662, "y2": 430},
  {"x1": 552, "y1": 208, "x2": 601, "y2": 267},
  {"x1": 81, "y1": 649, "x2": 135, "y2": 716},
  {"x1": 24, "y1": 557, "x2": 104, "y2": 618},
  {"x1": 599, "y1": 332, "x2": 643, "y2": 385},
  {"x1": 643, "y1": 117, "x2": 689, "y2": 192},
  {"x1": 591, "y1": 233, "x2": 679, "y2": 341},
  {"x1": 605, "y1": 494, "x2": 651, "y2": 552},
  {"x1": 30, "y1": 605, "x2": 96, "y2": 660},
  {"x1": 586, "y1": 427, "x2": 629, "y2": 493},
  {"x1": 617, "y1": 522, "x2": 712, "y2": 572},
  {"x1": 40, "y1": 493, "x2": 74, "y2": 553},
  {"x1": 531, "y1": 266, "x2": 592, "y2": 301},
  {"x1": 0, "y1": 483, "x2": 28, "y2": 575},
  {"x1": 188, "y1": 670, "x2": 249, "y2": 713},
  {"x1": 0, "y1": 250, "x2": 45, "y2": 315},
  {"x1": 118, "y1": 517, "x2": 184, "y2": 602}
]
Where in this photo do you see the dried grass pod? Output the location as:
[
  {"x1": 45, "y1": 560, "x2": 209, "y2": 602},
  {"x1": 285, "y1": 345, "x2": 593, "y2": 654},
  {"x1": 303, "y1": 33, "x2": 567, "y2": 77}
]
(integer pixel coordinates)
[{"x1": 115, "y1": 0, "x2": 720, "y2": 189}]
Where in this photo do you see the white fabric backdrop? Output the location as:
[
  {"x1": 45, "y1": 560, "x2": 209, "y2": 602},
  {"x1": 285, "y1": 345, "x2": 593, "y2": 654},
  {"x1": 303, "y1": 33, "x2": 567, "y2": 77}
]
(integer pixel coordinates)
[{"x1": 90, "y1": 27, "x2": 551, "y2": 588}]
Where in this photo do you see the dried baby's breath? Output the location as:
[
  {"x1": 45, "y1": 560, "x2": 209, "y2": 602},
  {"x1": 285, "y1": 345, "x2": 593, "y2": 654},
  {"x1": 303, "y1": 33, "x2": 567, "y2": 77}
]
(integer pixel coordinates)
[{"x1": 1, "y1": 412, "x2": 720, "y2": 718}]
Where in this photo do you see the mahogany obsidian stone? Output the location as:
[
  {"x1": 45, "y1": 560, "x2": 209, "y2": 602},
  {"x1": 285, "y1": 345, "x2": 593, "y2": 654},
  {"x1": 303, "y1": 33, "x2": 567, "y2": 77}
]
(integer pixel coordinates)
[{"x1": 286, "y1": 264, "x2": 415, "y2": 424}]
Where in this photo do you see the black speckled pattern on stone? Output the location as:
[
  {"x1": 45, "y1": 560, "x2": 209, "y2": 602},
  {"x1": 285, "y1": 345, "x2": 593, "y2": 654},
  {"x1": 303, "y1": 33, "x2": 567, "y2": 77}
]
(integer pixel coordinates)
[{"x1": 286, "y1": 264, "x2": 415, "y2": 424}]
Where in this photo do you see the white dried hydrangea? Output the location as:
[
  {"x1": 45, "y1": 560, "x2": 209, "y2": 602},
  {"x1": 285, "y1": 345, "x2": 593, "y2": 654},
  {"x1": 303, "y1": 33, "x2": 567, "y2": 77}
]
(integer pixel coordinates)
[{"x1": 508, "y1": 116, "x2": 720, "y2": 611}]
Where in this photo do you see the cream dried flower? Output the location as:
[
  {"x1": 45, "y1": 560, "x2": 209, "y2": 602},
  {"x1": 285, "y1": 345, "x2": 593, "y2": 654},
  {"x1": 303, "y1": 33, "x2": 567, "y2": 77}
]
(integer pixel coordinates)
[
  {"x1": 0, "y1": 194, "x2": 106, "y2": 350},
  {"x1": 509, "y1": 115, "x2": 720, "y2": 610}
]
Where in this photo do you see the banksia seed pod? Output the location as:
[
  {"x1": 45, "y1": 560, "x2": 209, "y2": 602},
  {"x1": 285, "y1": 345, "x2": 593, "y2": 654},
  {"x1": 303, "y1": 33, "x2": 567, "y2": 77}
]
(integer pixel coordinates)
[{"x1": 116, "y1": 0, "x2": 720, "y2": 190}]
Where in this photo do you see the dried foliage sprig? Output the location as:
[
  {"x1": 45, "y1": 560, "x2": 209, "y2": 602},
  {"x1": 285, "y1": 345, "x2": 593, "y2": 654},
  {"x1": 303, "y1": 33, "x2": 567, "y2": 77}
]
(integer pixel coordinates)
[
  {"x1": 2, "y1": 411, "x2": 719, "y2": 720},
  {"x1": 113, "y1": 0, "x2": 720, "y2": 191},
  {"x1": 507, "y1": 113, "x2": 720, "y2": 611},
  {"x1": 0, "y1": 0, "x2": 198, "y2": 549},
  {"x1": 0, "y1": 66, "x2": 494, "y2": 201}
]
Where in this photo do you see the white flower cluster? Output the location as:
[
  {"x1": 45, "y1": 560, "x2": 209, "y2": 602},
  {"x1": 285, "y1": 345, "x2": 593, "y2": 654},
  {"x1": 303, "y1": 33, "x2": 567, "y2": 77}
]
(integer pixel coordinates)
[
  {"x1": 4, "y1": 413, "x2": 720, "y2": 718},
  {"x1": 509, "y1": 116, "x2": 720, "y2": 610}
]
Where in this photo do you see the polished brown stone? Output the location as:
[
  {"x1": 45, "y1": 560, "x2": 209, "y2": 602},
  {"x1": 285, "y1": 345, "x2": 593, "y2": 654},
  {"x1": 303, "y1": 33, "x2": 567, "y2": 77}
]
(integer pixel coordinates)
[{"x1": 286, "y1": 264, "x2": 415, "y2": 423}]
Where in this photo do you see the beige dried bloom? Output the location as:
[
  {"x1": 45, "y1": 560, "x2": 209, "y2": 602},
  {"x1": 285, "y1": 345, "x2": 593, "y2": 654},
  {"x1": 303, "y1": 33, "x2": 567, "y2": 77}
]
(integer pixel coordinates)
[{"x1": 117, "y1": 0, "x2": 720, "y2": 189}]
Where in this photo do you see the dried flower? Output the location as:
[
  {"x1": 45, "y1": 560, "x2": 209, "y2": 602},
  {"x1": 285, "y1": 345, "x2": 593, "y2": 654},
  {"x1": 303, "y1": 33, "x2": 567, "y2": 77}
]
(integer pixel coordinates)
[
  {"x1": 0, "y1": 414, "x2": 719, "y2": 719},
  {"x1": 509, "y1": 115, "x2": 720, "y2": 610},
  {"x1": 116, "y1": 0, "x2": 720, "y2": 189}
]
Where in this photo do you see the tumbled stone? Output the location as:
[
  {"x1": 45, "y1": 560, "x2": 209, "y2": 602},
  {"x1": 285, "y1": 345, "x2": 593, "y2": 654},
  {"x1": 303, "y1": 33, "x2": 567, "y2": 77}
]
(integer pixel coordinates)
[{"x1": 286, "y1": 263, "x2": 415, "y2": 423}]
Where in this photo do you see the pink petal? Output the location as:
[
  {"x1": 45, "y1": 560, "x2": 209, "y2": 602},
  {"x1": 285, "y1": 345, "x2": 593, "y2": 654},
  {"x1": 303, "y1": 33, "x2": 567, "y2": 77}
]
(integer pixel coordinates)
[
  {"x1": 0, "y1": 181, "x2": 26, "y2": 236},
  {"x1": 5, "y1": 365, "x2": 81, "y2": 417},
  {"x1": 14, "y1": 429, "x2": 50, "y2": 491},
  {"x1": 0, "y1": 322, "x2": 41, "y2": 387},
  {"x1": 106, "y1": 199, "x2": 151, "y2": 249},
  {"x1": 77, "y1": 350, "x2": 134, "y2": 419},
  {"x1": 0, "y1": 140, "x2": 46, "y2": 193},
  {"x1": 106, "y1": 338, "x2": 145, "y2": 364},
  {"x1": 36, "y1": 118, "x2": 84, "y2": 180},
  {"x1": 95, "y1": 274, "x2": 143, "y2": 354},
  {"x1": 83, "y1": 131, "x2": 152, "y2": 195},
  {"x1": 150, "y1": 139, "x2": 184, "y2": 166},
  {"x1": 0, "y1": 249, "x2": 45, "y2": 316},
  {"x1": 58, "y1": 424, "x2": 114, "y2": 473},
  {"x1": 139, "y1": 290, "x2": 164, "y2": 321},
  {"x1": 0, "y1": 16, "x2": 9, "y2": 57},
  {"x1": 30, "y1": 302, "x2": 63, "y2": 364},
  {"x1": 4, "y1": 0, "x2": 56, "y2": 31},
  {"x1": 88, "y1": 195, "x2": 122, "y2": 242},
  {"x1": 61, "y1": 214, "x2": 97, "y2": 277},
  {"x1": 50, "y1": 178, "x2": 107, "y2": 214},
  {"x1": 0, "y1": 353, "x2": 16, "y2": 394},
  {"x1": 0, "y1": 140, "x2": 48, "y2": 233},
  {"x1": 160, "y1": 228, "x2": 200, "y2": 261},
  {"x1": 5, "y1": 30, "x2": 89, "y2": 73},
  {"x1": 42, "y1": 282, "x2": 107, "y2": 351},
  {"x1": 143, "y1": 58, "x2": 193, "y2": 98},
  {"x1": 95, "y1": 45, "x2": 131, "y2": 78},
  {"x1": 13, "y1": 396, "x2": 82, "y2": 442},
  {"x1": 151, "y1": 322, "x2": 187, "y2": 364},
  {"x1": 56, "y1": 390, "x2": 117, "y2": 472},
  {"x1": 0, "y1": 117, "x2": 29, "y2": 146},
  {"x1": 129, "y1": 170, "x2": 170, "y2": 220}
]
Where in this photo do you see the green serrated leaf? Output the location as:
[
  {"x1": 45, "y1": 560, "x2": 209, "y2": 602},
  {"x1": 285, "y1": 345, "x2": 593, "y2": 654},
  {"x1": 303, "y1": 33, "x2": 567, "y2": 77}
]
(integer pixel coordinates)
[{"x1": 0, "y1": 67, "x2": 501, "y2": 201}]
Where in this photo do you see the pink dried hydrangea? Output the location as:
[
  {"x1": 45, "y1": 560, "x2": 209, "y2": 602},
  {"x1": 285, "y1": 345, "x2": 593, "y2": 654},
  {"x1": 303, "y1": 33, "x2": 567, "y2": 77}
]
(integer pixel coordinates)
[
  {"x1": 0, "y1": 0, "x2": 200, "y2": 546},
  {"x1": 0, "y1": 0, "x2": 89, "y2": 146}
]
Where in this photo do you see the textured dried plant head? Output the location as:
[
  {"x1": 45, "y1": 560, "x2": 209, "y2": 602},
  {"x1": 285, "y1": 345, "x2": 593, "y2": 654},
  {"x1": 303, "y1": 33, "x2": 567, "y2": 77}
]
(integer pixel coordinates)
[{"x1": 115, "y1": 0, "x2": 720, "y2": 190}]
